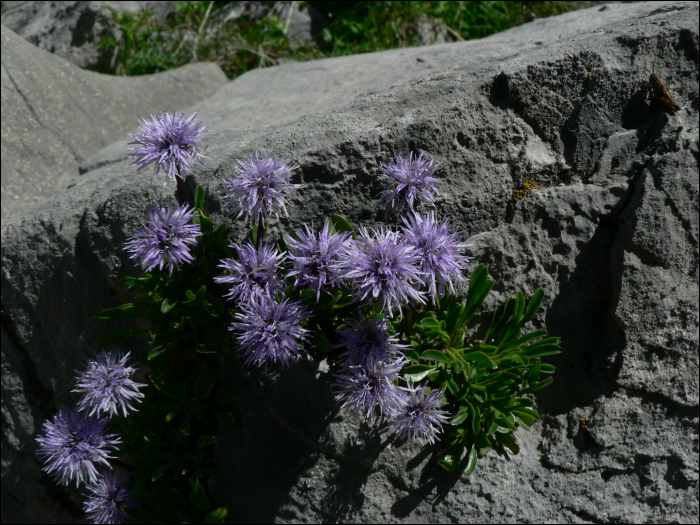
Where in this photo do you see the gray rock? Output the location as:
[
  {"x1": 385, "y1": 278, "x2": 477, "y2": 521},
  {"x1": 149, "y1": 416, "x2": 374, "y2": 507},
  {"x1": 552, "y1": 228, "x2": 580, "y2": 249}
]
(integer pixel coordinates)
[
  {"x1": 0, "y1": 1, "x2": 175, "y2": 73},
  {"x1": 0, "y1": 25, "x2": 228, "y2": 221},
  {"x1": 1, "y1": 2, "x2": 698, "y2": 524}
]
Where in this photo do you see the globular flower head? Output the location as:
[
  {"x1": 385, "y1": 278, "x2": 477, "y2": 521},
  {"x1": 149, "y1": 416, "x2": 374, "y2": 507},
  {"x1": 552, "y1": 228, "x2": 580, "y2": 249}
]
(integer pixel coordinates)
[
  {"x1": 339, "y1": 227, "x2": 425, "y2": 316},
  {"x1": 128, "y1": 111, "x2": 209, "y2": 182},
  {"x1": 214, "y1": 241, "x2": 285, "y2": 303},
  {"x1": 36, "y1": 408, "x2": 121, "y2": 487},
  {"x1": 379, "y1": 151, "x2": 441, "y2": 216},
  {"x1": 224, "y1": 154, "x2": 301, "y2": 223},
  {"x1": 73, "y1": 351, "x2": 146, "y2": 419},
  {"x1": 391, "y1": 382, "x2": 449, "y2": 446},
  {"x1": 334, "y1": 358, "x2": 409, "y2": 424},
  {"x1": 401, "y1": 212, "x2": 473, "y2": 299},
  {"x1": 123, "y1": 201, "x2": 203, "y2": 277},
  {"x1": 286, "y1": 219, "x2": 351, "y2": 301},
  {"x1": 230, "y1": 296, "x2": 310, "y2": 370},
  {"x1": 335, "y1": 314, "x2": 409, "y2": 369},
  {"x1": 83, "y1": 470, "x2": 134, "y2": 524}
]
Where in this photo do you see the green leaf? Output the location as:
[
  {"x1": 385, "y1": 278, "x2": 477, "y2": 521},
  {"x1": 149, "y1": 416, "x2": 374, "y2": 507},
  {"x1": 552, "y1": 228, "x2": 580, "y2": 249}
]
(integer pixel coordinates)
[
  {"x1": 147, "y1": 346, "x2": 167, "y2": 360},
  {"x1": 446, "y1": 378, "x2": 459, "y2": 397},
  {"x1": 450, "y1": 407, "x2": 469, "y2": 425},
  {"x1": 95, "y1": 304, "x2": 150, "y2": 320},
  {"x1": 161, "y1": 298, "x2": 178, "y2": 314},
  {"x1": 313, "y1": 326, "x2": 332, "y2": 353},
  {"x1": 152, "y1": 464, "x2": 169, "y2": 482},
  {"x1": 462, "y1": 351, "x2": 496, "y2": 369},
  {"x1": 196, "y1": 435, "x2": 217, "y2": 448},
  {"x1": 202, "y1": 295, "x2": 224, "y2": 317},
  {"x1": 204, "y1": 508, "x2": 229, "y2": 524},
  {"x1": 179, "y1": 419, "x2": 190, "y2": 436},
  {"x1": 419, "y1": 317, "x2": 441, "y2": 330},
  {"x1": 405, "y1": 350, "x2": 420, "y2": 362},
  {"x1": 519, "y1": 288, "x2": 544, "y2": 328},
  {"x1": 215, "y1": 410, "x2": 235, "y2": 426},
  {"x1": 194, "y1": 376, "x2": 216, "y2": 400},
  {"x1": 403, "y1": 364, "x2": 436, "y2": 382},
  {"x1": 522, "y1": 344, "x2": 561, "y2": 358},
  {"x1": 521, "y1": 377, "x2": 554, "y2": 393},
  {"x1": 498, "y1": 433, "x2": 520, "y2": 454},
  {"x1": 500, "y1": 330, "x2": 548, "y2": 351},
  {"x1": 438, "y1": 443, "x2": 465, "y2": 471},
  {"x1": 540, "y1": 363, "x2": 556, "y2": 374},
  {"x1": 165, "y1": 411, "x2": 179, "y2": 423},
  {"x1": 463, "y1": 445, "x2": 478, "y2": 476},
  {"x1": 98, "y1": 327, "x2": 148, "y2": 350},
  {"x1": 420, "y1": 350, "x2": 451, "y2": 365},
  {"x1": 213, "y1": 389, "x2": 235, "y2": 403},
  {"x1": 472, "y1": 404, "x2": 482, "y2": 435},
  {"x1": 189, "y1": 481, "x2": 210, "y2": 510},
  {"x1": 184, "y1": 285, "x2": 206, "y2": 305},
  {"x1": 196, "y1": 343, "x2": 219, "y2": 354},
  {"x1": 330, "y1": 214, "x2": 354, "y2": 233},
  {"x1": 194, "y1": 185, "x2": 205, "y2": 210}
]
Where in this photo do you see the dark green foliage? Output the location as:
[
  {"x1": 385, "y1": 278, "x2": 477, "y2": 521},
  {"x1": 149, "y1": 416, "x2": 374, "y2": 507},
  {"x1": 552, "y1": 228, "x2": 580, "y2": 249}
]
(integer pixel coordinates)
[
  {"x1": 98, "y1": 196, "x2": 560, "y2": 522},
  {"x1": 97, "y1": 195, "x2": 231, "y2": 523},
  {"x1": 391, "y1": 263, "x2": 560, "y2": 474}
]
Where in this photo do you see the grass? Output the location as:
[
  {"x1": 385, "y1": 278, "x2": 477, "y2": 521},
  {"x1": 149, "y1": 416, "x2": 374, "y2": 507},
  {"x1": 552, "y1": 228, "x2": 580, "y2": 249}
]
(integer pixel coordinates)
[{"x1": 99, "y1": 1, "x2": 582, "y2": 79}]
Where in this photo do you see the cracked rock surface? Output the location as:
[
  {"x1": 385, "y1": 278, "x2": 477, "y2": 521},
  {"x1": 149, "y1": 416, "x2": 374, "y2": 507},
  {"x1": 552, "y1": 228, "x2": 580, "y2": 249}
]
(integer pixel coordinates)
[{"x1": 1, "y1": 2, "x2": 698, "y2": 523}]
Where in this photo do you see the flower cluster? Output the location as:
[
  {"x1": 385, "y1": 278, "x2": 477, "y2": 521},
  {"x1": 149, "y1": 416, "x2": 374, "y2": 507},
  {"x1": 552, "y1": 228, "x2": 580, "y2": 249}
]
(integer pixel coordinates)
[
  {"x1": 83, "y1": 470, "x2": 134, "y2": 524},
  {"x1": 214, "y1": 241, "x2": 286, "y2": 303},
  {"x1": 123, "y1": 200, "x2": 203, "y2": 277},
  {"x1": 286, "y1": 219, "x2": 351, "y2": 301},
  {"x1": 36, "y1": 352, "x2": 144, "y2": 521},
  {"x1": 391, "y1": 382, "x2": 450, "y2": 445},
  {"x1": 36, "y1": 408, "x2": 122, "y2": 488},
  {"x1": 128, "y1": 111, "x2": 209, "y2": 182},
  {"x1": 379, "y1": 151, "x2": 441, "y2": 216},
  {"x1": 41, "y1": 112, "x2": 487, "y2": 522},
  {"x1": 231, "y1": 296, "x2": 310, "y2": 370},
  {"x1": 224, "y1": 154, "x2": 301, "y2": 223},
  {"x1": 401, "y1": 212, "x2": 473, "y2": 300},
  {"x1": 74, "y1": 351, "x2": 146, "y2": 418}
]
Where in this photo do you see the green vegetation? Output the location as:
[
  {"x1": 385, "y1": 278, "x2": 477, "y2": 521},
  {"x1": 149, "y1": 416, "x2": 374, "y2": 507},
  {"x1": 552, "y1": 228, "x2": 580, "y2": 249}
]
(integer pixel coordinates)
[{"x1": 100, "y1": 1, "x2": 579, "y2": 79}]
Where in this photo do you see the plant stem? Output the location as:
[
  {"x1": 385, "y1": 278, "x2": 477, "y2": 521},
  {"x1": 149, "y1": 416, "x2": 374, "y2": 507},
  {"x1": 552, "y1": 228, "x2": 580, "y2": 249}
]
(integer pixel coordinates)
[
  {"x1": 175, "y1": 162, "x2": 186, "y2": 207},
  {"x1": 255, "y1": 214, "x2": 265, "y2": 250}
]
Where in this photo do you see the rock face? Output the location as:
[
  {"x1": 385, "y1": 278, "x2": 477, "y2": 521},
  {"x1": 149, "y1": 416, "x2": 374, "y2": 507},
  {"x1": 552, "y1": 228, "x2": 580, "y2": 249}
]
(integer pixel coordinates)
[
  {"x1": 0, "y1": 25, "x2": 228, "y2": 221},
  {"x1": 1, "y1": 2, "x2": 698, "y2": 524},
  {"x1": 0, "y1": 1, "x2": 175, "y2": 73}
]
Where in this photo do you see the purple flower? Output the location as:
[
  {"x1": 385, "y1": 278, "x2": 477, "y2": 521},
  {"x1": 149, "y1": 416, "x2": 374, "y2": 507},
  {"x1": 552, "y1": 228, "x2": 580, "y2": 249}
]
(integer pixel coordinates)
[
  {"x1": 83, "y1": 470, "x2": 134, "y2": 524},
  {"x1": 339, "y1": 227, "x2": 425, "y2": 315},
  {"x1": 401, "y1": 212, "x2": 473, "y2": 299},
  {"x1": 230, "y1": 296, "x2": 310, "y2": 370},
  {"x1": 391, "y1": 382, "x2": 449, "y2": 445},
  {"x1": 36, "y1": 408, "x2": 121, "y2": 487},
  {"x1": 224, "y1": 154, "x2": 301, "y2": 223},
  {"x1": 379, "y1": 151, "x2": 441, "y2": 216},
  {"x1": 286, "y1": 219, "x2": 351, "y2": 301},
  {"x1": 334, "y1": 358, "x2": 409, "y2": 424},
  {"x1": 335, "y1": 315, "x2": 409, "y2": 369},
  {"x1": 214, "y1": 241, "x2": 285, "y2": 303},
  {"x1": 128, "y1": 111, "x2": 209, "y2": 182},
  {"x1": 123, "y1": 201, "x2": 203, "y2": 277},
  {"x1": 73, "y1": 351, "x2": 146, "y2": 419}
]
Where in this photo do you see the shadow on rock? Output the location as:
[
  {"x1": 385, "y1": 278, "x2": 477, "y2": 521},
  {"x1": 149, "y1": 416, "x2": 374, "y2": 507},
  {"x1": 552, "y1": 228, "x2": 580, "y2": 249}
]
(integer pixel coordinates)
[{"x1": 536, "y1": 214, "x2": 624, "y2": 416}]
